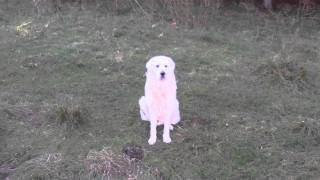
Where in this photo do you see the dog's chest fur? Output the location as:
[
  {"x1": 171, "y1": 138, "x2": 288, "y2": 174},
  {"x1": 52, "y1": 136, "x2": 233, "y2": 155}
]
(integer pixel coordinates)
[{"x1": 148, "y1": 81, "x2": 174, "y2": 125}]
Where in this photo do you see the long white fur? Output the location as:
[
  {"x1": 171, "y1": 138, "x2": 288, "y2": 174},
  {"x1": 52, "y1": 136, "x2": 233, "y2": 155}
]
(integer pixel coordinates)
[{"x1": 139, "y1": 56, "x2": 180, "y2": 145}]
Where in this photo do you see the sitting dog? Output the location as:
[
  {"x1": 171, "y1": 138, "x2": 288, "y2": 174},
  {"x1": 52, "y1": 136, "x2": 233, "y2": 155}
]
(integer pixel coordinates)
[{"x1": 139, "y1": 56, "x2": 180, "y2": 145}]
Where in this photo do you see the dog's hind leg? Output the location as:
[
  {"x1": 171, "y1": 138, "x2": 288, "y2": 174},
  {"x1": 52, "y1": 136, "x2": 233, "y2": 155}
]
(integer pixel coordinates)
[
  {"x1": 139, "y1": 96, "x2": 149, "y2": 121},
  {"x1": 171, "y1": 99, "x2": 180, "y2": 125},
  {"x1": 163, "y1": 119, "x2": 172, "y2": 143}
]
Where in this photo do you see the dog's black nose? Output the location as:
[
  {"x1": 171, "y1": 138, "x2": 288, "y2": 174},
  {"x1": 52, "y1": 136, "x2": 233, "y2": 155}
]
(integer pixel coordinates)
[{"x1": 160, "y1": 72, "x2": 165, "y2": 77}]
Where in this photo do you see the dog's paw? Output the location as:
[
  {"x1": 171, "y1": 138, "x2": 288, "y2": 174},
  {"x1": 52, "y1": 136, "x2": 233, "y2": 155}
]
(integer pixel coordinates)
[
  {"x1": 148, "y1": 137, "x2": 156, "y2": 145},
  {"x1": 163, "y1": 136, "x2": 171, "y2": 143}
]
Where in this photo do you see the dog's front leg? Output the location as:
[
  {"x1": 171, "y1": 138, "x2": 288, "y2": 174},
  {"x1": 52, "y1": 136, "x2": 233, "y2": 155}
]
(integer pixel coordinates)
[
  {"x1": 148, "y1": 115, "x2": 157, "y2": 145},
  {"x1": 163, "y1": 118, "x2": 172, "y2": 143}
]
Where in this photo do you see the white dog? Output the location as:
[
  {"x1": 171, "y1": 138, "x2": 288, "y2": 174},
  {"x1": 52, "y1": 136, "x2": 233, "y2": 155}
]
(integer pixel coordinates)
[{"x1": 139, "y1": 56, "x2": 180, "y2": 145}]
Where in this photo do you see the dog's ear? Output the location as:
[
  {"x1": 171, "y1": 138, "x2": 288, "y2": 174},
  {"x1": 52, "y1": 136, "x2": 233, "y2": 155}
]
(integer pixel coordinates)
[
  {"x1": 146, "y1": 59, "x2": 152, "y2": 70},
  {"x1": 168, "y1": 58, "x2": 175, "y2": 70}
]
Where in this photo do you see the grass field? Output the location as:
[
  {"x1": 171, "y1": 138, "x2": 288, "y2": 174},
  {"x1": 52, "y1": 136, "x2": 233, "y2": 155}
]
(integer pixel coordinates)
[{"x1": 1, "y1": 1, "x2": 320, "y2": 179}]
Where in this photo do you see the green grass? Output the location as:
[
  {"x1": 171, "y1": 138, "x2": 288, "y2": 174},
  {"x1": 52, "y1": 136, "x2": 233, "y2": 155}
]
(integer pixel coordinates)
[{"x1": 1, "y1": 1, "x2": 320, "y2": 179}]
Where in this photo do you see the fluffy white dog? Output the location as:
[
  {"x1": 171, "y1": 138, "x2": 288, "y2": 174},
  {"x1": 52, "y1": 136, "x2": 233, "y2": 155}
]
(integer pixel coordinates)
[{"x1": 139, "y1": 56, "x2": 180, "y2": 145}]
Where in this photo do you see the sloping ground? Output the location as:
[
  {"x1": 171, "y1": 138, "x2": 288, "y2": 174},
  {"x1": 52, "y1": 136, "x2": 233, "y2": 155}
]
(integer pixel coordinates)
[{"x1": 0, "y1": 1, "x2": 320, "y2": 179}]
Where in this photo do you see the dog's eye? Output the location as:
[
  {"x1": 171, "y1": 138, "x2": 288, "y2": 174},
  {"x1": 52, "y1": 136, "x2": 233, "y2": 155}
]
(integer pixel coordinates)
[
  {"x1": 165, "y1": 65, "x2": 168, "y2": 68},
  {"x1": 156, "y1": 65, "x2": 159, "y2": 68}
]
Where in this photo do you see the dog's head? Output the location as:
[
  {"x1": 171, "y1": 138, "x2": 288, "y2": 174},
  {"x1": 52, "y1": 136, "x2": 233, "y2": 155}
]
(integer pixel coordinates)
[{"x1": 146, "y1": 56, "x2": 175, "y2": 81}]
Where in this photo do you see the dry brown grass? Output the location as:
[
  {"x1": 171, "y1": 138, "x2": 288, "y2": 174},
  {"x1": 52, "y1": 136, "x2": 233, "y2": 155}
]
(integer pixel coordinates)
[
  {"x1": 147, "y1": 0, "x2": 223, "y2": 26},
  {"x1": 84, "y1": 147, "x2": 155, "y2": 179}
]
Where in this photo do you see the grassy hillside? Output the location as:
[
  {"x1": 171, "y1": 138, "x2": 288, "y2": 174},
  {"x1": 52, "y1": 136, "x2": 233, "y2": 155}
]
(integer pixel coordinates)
[{"x1": 1, "y1": 1, "x2": 320, "y2": 179}]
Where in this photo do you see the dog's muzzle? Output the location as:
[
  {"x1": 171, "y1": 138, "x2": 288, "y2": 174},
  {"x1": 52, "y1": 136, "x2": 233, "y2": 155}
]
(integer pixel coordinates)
[{"x1": 160, "y1": 71, "x2": 165, "y2": 80}]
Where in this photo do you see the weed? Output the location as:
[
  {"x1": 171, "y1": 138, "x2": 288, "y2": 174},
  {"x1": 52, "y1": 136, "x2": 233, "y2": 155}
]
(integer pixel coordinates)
[{"x1": 56, "y1": 103, "x2": 86, "y2": 130}]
